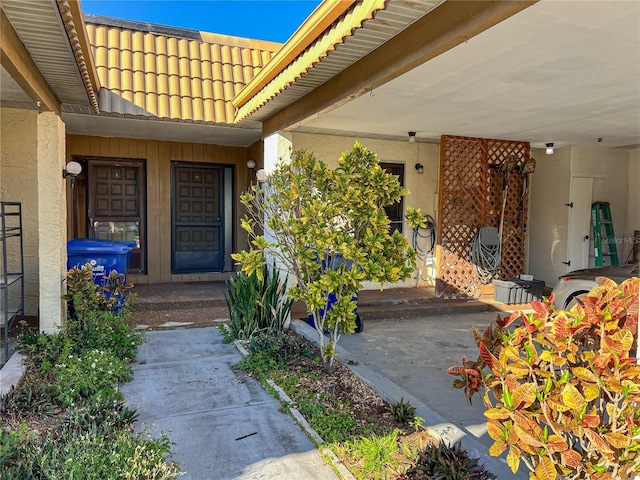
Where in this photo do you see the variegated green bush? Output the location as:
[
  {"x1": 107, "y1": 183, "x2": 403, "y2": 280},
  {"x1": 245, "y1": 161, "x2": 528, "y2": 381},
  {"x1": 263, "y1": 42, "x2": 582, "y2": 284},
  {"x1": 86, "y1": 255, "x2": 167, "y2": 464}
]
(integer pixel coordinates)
[
  {"x1": 233, "y1": 142, "x2": 418, "y2": 373},
  {"x1": 449, "y1": 277, "x2": 640, "y2": 480}
]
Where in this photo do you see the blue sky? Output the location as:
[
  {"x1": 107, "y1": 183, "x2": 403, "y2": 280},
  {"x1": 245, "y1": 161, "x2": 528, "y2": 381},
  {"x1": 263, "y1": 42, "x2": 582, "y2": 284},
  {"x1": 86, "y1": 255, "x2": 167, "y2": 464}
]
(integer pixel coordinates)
[{"x1": 82, "y1": 1, "x2": 322, "y2": 43}]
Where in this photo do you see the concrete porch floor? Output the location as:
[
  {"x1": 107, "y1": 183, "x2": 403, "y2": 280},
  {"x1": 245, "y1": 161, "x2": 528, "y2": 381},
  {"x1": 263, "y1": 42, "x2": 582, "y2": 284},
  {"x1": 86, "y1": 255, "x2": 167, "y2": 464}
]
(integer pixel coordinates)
[{"x1": 130, "y1": 281, "x2": 538, "y2": 330}]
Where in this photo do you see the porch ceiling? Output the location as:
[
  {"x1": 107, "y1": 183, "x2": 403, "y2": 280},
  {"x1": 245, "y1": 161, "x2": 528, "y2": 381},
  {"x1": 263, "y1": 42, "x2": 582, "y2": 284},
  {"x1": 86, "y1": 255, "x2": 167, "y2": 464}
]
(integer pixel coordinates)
[
  {"x1": 291, "y1": 1, "x2": 640, "y2": 150},
  {"x1": 0, "y1": 0, "x2": 94, "y2": 110}
]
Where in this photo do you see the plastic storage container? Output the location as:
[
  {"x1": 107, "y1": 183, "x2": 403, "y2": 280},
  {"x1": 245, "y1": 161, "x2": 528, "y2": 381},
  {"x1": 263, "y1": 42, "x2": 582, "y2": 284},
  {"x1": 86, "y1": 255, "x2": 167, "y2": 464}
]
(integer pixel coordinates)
[
  {"x1": 493, "y1": 278, "x2": 545, "y2": 304},
  {"x1": 67, "y1": 238, "x2": 136, "y2": 286},
  {"x1": 307, "y1": 253, "x2": 363, "y2": 333}
]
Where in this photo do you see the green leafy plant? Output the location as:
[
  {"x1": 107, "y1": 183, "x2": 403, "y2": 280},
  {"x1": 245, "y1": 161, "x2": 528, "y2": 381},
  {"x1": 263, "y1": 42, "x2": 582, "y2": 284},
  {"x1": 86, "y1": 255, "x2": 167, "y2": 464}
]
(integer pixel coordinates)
[
  {"x1": 223, "y1": 263, "x2": 293, "y2": 342},
  {"x1": 233, "y1": 142, "x2": 417, "y2": 373},
  {"x1": 448, "y1": 277, "x2": 640, "y2": 480},
  {"x1": 402, "y1": 440, "x2": 496, "y2": 480},
  {"x1": 64, "y1": 263, "x2": 134, "y2": 321},
  {"x1": 391, "y1": 397, "x2": 417, "y2": 424},
  {"x1": 342, "y1": 429, "x2": 403, "y2": 480}
]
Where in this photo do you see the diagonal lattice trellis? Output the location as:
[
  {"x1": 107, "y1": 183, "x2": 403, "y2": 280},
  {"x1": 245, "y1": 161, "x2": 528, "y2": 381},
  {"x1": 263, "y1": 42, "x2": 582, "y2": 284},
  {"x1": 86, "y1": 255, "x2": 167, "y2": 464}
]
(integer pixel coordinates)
[{"x1": 436, "y1": 135, "x2": 530, "y2": 299}]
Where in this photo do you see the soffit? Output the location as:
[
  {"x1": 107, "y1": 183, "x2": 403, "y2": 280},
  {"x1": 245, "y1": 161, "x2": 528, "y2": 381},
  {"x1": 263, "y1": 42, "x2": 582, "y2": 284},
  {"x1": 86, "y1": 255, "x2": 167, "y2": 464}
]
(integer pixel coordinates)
[
  {"x1": 235, "y1": 0, "x2": 444, "y2": 124},
  {"x1": 297, "y1": 0, "x2": 640, "y2": 149},
  {"x1": 85, "y1": 16, "x2": 280, "y2": 126},
  {"x1": 0, "y1": 0, "x2": 91, "y2": 107}
]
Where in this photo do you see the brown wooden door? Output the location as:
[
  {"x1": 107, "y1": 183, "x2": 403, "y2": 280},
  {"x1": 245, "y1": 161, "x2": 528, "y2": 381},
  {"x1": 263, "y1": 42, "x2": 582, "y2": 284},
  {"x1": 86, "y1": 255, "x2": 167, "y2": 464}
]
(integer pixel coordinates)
[
  {"x1": 87, "y1": 159, "x2": 146, "y2": 274},
  {"x1": 172, "y1": 164, "x2": 224, "y2": 273},
  {"x1": 380, "y1": 163, "x2": 405, "y2": 234}
]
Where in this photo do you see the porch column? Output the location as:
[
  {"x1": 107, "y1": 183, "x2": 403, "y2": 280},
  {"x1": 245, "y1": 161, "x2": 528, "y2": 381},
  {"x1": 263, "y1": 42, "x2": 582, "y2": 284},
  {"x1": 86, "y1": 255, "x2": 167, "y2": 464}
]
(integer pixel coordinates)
[
  {"x1": 263, "y1": 131, "x2": 293, "y2": 326},
  {"x1": 36, "y1": 111, "x2": 66, "y2": 333}
]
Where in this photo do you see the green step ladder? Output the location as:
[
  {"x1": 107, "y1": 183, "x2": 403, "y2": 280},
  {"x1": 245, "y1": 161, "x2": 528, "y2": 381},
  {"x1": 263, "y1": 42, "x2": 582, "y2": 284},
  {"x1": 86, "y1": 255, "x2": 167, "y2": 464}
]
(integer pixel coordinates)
[{"x1": 591, "y1": 202, "x2": 619, "y2": 267}]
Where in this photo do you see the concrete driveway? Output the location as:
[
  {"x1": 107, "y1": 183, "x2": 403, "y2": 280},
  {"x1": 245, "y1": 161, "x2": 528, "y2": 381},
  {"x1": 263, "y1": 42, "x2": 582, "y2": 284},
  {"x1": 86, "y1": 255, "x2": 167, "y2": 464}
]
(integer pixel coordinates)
[
  {"x1": 337, "y1": 312, "x2": 496, "y2": 446},
  {"x1": 292, "y1": 309, "x2": 529, "y2": 479}
]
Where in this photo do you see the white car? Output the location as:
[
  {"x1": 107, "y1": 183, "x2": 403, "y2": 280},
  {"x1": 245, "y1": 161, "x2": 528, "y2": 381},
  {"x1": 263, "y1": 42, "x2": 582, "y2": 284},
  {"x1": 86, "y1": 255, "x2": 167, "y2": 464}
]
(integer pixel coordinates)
[{"x1": 551, "y1": 263, "x2": 639, "y2": 310}]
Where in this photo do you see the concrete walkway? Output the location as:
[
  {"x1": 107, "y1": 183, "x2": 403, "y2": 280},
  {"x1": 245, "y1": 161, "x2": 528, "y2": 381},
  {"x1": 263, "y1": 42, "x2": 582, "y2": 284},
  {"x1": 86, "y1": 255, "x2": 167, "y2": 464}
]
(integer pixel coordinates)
[{"x1": 119, "y1": 327, "x2": 339, "y2": 480}]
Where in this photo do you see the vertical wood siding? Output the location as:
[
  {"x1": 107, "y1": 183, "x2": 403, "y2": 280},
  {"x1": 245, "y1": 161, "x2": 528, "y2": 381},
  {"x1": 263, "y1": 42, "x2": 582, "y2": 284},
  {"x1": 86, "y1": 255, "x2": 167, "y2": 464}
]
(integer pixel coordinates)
[{"x1": 66, "y1": 135, "x2": 254, "y2": 283}]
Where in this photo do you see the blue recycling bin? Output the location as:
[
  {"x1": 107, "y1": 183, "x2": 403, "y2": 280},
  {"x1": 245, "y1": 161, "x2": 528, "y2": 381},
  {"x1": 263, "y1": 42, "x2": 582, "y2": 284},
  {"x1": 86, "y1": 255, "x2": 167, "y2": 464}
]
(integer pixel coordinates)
[
  {"x1": 67, "y1": 238, "x2": 136, "y2": 287},
  {"x1": 307, "y1": 253, "x2": 363, "y2": 333}
]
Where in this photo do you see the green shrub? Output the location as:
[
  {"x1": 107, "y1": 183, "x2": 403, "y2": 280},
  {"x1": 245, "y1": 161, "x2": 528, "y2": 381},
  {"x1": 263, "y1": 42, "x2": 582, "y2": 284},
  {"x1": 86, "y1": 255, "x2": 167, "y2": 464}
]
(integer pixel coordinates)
[
  {"x1": 224, "y1": 264, "x2": 293, "y2": 342},
  {"x1": 53, "y1": 349, "x2": 131, "y2": 406},
  {"x1": 448, "y1": 277, "x2": 640, "y2": 479},
  {"x1": 403, "y1": 440, "x2": 496, "y2": 480},
  {"x1": 391, "y1": 397, "x2": 417, "y2": 424},
  {"x1": 2, "y1": 265, "x2": 179, "y2": 480},
  {"x1": 64, "y1": 311, "x2": 142, "y2": 362}
]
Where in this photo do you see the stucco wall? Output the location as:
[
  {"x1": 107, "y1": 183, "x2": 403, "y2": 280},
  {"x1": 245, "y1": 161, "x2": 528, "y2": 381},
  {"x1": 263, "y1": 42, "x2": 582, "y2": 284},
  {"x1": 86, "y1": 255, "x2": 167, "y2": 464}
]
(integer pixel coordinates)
[
  {"x1": 528, "y1": 145, "x2": 634, "y2": 286},
  {"x1": 292, "y1": 133, "x2": 439, "y2": 288},
  {"x1": 571, "y1": 146, "x2": 631, "y2": 264},
  {"x1": 627, "y1": 147, "x2": 639, "y2": 261},
  {"x1": 0, "y1": 108, "x2": 40, "y2": 316},
  {"x1": 527, "y1": 146, "x2": 572, "y2": 285},
  {"x1": 37, "y1": 112, "x2": 67, "y2": 332}
]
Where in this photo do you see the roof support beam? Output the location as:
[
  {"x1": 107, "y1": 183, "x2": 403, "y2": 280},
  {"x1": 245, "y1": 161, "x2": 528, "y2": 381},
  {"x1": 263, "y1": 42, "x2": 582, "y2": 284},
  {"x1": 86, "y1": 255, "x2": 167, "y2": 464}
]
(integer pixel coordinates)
[
  {"x1": 0, "y1": 9, "x2": 61, "y2": 115},
  {"x1": 263, "y1": 0, "x2": 537, "y2": 137}
]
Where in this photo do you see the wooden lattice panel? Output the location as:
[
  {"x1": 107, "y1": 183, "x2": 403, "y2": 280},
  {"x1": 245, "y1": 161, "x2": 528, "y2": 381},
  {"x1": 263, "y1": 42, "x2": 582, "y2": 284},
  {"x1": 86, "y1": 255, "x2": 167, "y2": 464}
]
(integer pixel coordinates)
[{"x1": 436, "y1": 136, "x2": 530, "y2": 299}]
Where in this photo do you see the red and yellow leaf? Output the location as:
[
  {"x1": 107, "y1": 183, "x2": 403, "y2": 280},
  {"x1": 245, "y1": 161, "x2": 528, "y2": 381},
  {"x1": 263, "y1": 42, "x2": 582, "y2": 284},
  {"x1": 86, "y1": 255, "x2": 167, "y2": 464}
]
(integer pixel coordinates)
[
  {"x1": 512, "y1": 382, "x2": 537, "y2": 409},
  {"x1": 572, "y1": 366, "x2": 598, "y2": 383},
  {"x1": 534, "y1": 456, "x2": 557, "y2": 480},
  {"x1": 485, "y1": 408, "x2": 511, "y2": 420},
  {"x1": 562, "y1": 384, "x2": 586, "y2": 411},
  {"x1": 561, "y1": 449, "x2": 583, "y2": 468},
  {"x1": 583, "y1": 428, "x2": 613, "y2": 453},
  {"x1": 489, "y1": 440, "x2": 507, "y2": 457},
  {"x1": 545, "y1": 435, "x2": 568, "y2": 454},
  {"x1": 515, "y1": 424, "x2": 543, "y2": 448},
  {"x1": 506, "y1": 445, "x2": 521, "y2": 473},
  {"x1": 604, "y1": 431, "x2": 630, "y2": 449}
]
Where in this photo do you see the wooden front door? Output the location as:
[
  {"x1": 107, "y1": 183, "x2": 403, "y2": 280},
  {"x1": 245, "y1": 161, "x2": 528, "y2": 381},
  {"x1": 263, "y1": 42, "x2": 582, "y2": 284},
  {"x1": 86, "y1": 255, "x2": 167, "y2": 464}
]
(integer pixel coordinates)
[
  {"x1": 172, "y1": 164, "x2": 225, "y2": 273},
  {"x1": 87, "y1": 159, "x2": 146, "y2": 274}
]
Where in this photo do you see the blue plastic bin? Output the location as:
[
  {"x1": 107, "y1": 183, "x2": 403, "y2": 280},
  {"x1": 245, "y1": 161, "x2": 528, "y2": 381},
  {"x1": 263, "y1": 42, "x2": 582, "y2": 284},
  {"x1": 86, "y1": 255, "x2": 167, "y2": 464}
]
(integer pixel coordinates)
[
  {"x1": 307, "y1": 253, "x2": 363, "y2": 333},
  {"x1": 67, "y1": 238, "x2": 136, "y2": 287}
]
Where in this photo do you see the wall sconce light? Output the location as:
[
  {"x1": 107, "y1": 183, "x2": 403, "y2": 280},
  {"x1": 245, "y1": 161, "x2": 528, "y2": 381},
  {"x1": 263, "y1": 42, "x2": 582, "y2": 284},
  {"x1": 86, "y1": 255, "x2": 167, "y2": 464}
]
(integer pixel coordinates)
[
  {"x1": 62, "y1": 160, "x2": 82, "y2": 188},
  {"x1": 246, "y1": 159, "x2": 256, "y2": 176},
  {"x1": 415, "y1": 163, "x2": 424, "y2": 174},
  {"x1": 545, "y1": 143, "x2": 554, "y2": 155},
  {"x1": 408, "y1": 131, "x2": 416, "y2": 143}
]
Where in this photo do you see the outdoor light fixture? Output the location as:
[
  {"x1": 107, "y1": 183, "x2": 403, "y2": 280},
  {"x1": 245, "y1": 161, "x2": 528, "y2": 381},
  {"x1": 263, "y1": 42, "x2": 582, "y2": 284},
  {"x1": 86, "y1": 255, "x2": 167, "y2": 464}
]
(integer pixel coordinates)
[
  {"x1": 545, "y1": 143, "x2": 554, "y2": 155},
  {"x1": 62, "y1": 160, "x2": 82, "y2": 188},
  {"x1": 408, "y1": 131, "x2": 416, "y2": 143},
  {"x1": 415, "y1": 163, "x2": 424, "y2": 174},
  {"x1": 246, "y1": 159, "x2": 256, "y2": 176}
]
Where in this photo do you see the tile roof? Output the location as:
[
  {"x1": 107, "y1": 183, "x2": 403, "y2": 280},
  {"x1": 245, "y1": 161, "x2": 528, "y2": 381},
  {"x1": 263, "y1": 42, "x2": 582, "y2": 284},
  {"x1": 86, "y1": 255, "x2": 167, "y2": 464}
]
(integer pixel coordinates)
[{"x1": 85, "y1": 16, "x2": 281, "y2": 125}]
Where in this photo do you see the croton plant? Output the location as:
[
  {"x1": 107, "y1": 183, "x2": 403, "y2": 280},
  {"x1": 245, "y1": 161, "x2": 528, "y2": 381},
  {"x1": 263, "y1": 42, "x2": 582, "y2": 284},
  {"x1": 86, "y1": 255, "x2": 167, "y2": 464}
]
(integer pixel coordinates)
[{"x1": 448, "y1": 277, "x2": 640, "y2": 480}]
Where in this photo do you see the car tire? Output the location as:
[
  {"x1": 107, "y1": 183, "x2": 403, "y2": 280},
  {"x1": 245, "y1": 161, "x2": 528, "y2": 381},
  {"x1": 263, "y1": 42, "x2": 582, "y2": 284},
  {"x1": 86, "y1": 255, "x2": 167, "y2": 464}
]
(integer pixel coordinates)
[{"x1": 565, "y1": 291, "x2": 589, "y2": 309}]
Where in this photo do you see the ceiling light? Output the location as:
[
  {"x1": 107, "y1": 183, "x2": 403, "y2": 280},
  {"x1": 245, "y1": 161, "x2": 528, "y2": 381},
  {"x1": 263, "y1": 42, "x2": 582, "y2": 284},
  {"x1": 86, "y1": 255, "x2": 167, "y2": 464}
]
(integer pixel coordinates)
[
  {"x1": 545, "y1": 143, "x2": 554, "y2": 155},
  {"x1": 408, "y1": 131, "x2": 416, "y2": 143}
]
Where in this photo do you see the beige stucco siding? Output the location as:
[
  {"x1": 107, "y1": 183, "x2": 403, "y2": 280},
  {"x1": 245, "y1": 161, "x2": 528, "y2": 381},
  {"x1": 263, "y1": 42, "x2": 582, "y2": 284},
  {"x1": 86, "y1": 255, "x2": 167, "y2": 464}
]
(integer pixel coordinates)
[
  {"x1": 37, "y1": 112, "x2": 66, "y2": 332},
  {"x1": 66, "y1": 135, "x2": 253, "y2": 284},
  {"x1": 1, "y1": 107, "x2": 40, "y2": 317},
  {"x1": 627, "y1": 147, "x2": 639, "y2": 261},
  {"x1": 528, "y1": 145, "x2": 634, "y2": 286}
]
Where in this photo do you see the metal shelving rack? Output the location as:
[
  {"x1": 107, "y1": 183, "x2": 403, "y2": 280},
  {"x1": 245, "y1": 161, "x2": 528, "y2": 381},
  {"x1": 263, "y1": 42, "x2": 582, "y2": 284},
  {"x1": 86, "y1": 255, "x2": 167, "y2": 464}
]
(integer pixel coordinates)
[{"x1": 1, "y1": 202, "x2": 24, "y2": 365}]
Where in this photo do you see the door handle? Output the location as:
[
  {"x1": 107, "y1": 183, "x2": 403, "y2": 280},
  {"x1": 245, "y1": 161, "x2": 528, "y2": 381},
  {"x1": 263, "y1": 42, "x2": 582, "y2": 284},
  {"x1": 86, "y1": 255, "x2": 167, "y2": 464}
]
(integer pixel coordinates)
[
  {"x1": 583, "y1": 235, "x2": 589, "y2": 241},
  {"x1": 562, "y1": 261, "x2": 571, "y2": 266}
]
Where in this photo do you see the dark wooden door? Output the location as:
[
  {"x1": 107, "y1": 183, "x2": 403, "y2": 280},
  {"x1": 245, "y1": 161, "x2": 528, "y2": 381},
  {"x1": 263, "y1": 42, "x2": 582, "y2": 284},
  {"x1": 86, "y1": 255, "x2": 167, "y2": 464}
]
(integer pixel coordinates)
[
  {"x1": 380, "y1": 163, "x2": 404, "y2": 234},
  {"x1": 87, "y1": 159, "x2": 146, "y2": 274},
  {"x1": 172, "y1": 164, "x2": 224, "y2": 273}
]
